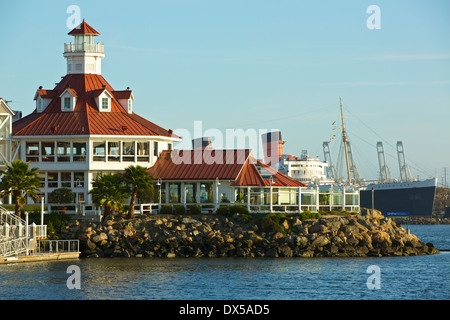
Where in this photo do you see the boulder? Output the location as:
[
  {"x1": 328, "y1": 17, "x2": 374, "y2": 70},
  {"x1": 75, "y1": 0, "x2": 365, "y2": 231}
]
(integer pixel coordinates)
[
  {"x1": 311, "y1": 235, "x2": 330, "y2": 247},
  {"x1": 92, "y1": 232, "x2": 108, "y2": 243}
]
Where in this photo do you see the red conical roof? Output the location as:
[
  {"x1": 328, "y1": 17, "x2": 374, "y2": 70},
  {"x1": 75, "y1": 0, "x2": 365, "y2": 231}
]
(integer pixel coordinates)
[{"x1": 68, "y1": 19, "x2": 100, "y2": 36}]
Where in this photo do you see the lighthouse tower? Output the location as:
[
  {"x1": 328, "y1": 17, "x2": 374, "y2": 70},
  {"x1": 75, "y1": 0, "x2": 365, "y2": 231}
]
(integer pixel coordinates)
[{"x1": 63, "y1": 19, "x2": 104, "y2": 75}]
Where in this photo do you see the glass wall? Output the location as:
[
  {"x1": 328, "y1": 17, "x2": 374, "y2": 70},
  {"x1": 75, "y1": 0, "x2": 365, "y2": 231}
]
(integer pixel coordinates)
[
  {"x1": 185, "y1": 183, "x2": 197, "y2": 203},
  {"x1": 26, "y1": 142, "x2": 39, "y2": 162},
  {"x1": 200, "y1": 182, "x2": 213, "y2": 203},
  {"x1": 169, "y1": 183, "x2": 181, "y2": 203}
]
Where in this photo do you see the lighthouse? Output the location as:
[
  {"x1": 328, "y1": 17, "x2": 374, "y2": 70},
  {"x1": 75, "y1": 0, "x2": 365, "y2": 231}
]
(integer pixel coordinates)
[{"x1": 63, "y1": 19, "x2": 104, "y2": 75}]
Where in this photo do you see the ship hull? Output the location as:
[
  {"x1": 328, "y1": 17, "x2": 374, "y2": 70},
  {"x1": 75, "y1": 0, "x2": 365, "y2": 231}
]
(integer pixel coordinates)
[{"x1": 359, "y1": 179, "x2": 437, "y2": 217}]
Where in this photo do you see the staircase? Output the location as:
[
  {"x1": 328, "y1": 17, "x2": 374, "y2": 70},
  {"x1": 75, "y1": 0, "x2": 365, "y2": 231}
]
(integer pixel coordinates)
[{"x1": 0, "y1": 206, "x2": 41, "y2": 258}]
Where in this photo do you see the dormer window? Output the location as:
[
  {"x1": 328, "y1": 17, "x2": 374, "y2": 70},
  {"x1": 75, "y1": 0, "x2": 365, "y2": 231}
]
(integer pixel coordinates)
[
  {"x1": 34, "y1": 89, "x2": 56, "y2": 113},
  {"x1": 94, "y1": 88, "x2": 113, "y2": 112},
  {"x1": 59, "y1": 87, "x2": 77, "y2": 112},
  {"x1": 112, "y1": 89, "x2": 134, "y2": 113}
]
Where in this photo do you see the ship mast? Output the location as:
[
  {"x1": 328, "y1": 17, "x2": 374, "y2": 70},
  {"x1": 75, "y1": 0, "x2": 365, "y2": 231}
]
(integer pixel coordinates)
[{"x1": 340, "y1": 97, "x2": 352, "y2": 183}]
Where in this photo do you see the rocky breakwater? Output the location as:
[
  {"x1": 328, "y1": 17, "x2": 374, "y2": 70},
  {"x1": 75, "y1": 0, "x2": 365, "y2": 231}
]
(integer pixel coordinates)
[{"x1": 63, "y1": 208, "x2": 440, "y2": 258}]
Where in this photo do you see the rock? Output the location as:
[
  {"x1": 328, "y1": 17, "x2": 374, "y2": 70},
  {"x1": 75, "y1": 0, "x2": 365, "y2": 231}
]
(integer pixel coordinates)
[
  {"x1": 281, "y1": 220, "x2": 290, "y2": 230},
  {"x1": 371, "y1": 231, "x2": 392, "y2": 247},
  {"x1": 277, "y1": 245, "x2": 293, "y2": 257},
  {"x1": 311, "y1": 235, "x2": 330, "y2": 247},
  {"x1": 310, "y1": 224, "x2": 329, "y2": 234},
  {"x1": 182, "y1": 217, "x2": 198, "y2": 224},
  {"x1": 92, "y1": 232, "x2": 108, "y2": 243},
  {"x1": 86, "y1": 239, "x2": 97, "y2": 251},
  {"x1": 166, "y1": 253, "x2": 176, "y2": 258},
  {"x1": 272, "y1": 232, "x2": 285, "y2": 241}
]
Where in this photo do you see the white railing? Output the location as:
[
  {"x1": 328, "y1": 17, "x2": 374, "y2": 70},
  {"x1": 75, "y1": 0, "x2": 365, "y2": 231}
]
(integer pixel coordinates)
[
  {"x1": 36, "y1": 240, "x2": 79, "y2": 254},
  {"x1": 0, "y1": 236, "x2": 28, "y2": 257},
  {"x1": 0, "y1": 206, "x2": 25, "y2": 226},
  {"x1": 64, "y1": 43, "x2": 104, "y2": 54}
]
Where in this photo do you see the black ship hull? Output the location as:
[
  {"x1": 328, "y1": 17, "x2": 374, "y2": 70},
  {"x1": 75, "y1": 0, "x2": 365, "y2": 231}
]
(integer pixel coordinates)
[{"x1": 360, "y1": 181, "x2": 436, "y2": 217}]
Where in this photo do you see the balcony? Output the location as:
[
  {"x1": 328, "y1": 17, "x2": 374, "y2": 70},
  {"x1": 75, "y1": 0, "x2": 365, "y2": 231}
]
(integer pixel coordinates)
[{"x1": 64, "y1": 43, "x2": 104, "y2": 54}]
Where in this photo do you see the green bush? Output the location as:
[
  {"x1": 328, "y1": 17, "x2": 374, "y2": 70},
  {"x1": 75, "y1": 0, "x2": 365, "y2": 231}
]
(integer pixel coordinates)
[
  {"x1": 216, "y1": 206, "x2": 229, "y2": 215},
  {"x1": 229, "y1": 205, "x2": 249, "y2": 215},
  {"x1": 187, "y1": 204, "x2": 201, "y2": 215},
  {"x1": 160, "y1": 205, "x2": 173, "y2": 214},
  {"x1": 298, "y1": 210, "x2": 321, "y2": 220},
  {"x1": 173, "y1": 205, "x2": 186, "y2": 215},
  {"x1": 46, "y1": 212, "x2": 71, "y2": 234}
]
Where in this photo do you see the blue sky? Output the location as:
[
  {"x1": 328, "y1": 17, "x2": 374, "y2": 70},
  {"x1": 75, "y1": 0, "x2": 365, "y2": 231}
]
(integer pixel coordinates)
[{"x1": 1, "y1": 0, "x2": 449, "y2": 181}]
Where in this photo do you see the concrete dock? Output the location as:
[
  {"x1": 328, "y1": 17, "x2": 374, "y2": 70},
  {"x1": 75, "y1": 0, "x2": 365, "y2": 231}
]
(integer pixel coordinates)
[{"x1": 0, "y1": 252, "x2": 80, "y2": 265}]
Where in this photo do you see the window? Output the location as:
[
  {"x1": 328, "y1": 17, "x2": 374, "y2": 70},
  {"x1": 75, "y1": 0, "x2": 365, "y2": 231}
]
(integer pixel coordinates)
[
  {"x1": 41, "y1": 142, "x2": 55, "y2": 162},
  {"x1": 153, "y1": 141, "x2": 159, "y2": 157},
  {"x1": 61, "y1": 172, "x2": 72, "y2": 188},
  {"x1": 122, "y1": 142, "x2": 135, "y2": 162},
  {"x1": 169, "y1": 183, "x2": 181, "y2": 203},
  {"x1": 64, "y1": 97, "x2": 71, "y2": 109},
  {"x1": 137, "y1": 142, "x2": 149, "y2": 162},
  {"x1": 37, "y1": 173, "x2": 45, "y2": 188},
  {"x1": 74, "y1": 172, "x2": 84, "y2": 188},
  {"x1": 102, "y1": 98, "x2": 108, "y2": 109},
  {"x1": 200, "y1": 182, "x2": 213, "y2": 203},
  {"x1": 47, "y1": 172, "x2": 58, "y2": 188},
  {"x1": 108, "y1": 141, "x2": 120, "y2": 162},
  {"x1": 128, "y1": 99, "x2": 132, "y2": 112},
  {"x1": 73, "y1": 142, "x2": 86, "y2": 161},
  {"x1": 57, "y1": 141, "x2": 70, "y2": 162},
  {"x1": 93, "y1": 142, "x2": 105, "y2": 161},
  {"x1": 185, "y1": 183, "x2": 197, "y2": 203},
  {"x1": 26, "y1": 142, "x2": 39, "y2": 162},
  {"x1": 38, "y1": 98, "x2": 42, "y2": 111}
]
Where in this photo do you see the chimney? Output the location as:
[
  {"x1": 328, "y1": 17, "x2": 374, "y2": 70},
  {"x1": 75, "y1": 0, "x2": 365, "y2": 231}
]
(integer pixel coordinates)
[
  {"x1": 261, "y1": 131, "x2": 284, "y2": 169},
  {"x1": 192, "y1": 137, "x2": 213, "y2": 150}
]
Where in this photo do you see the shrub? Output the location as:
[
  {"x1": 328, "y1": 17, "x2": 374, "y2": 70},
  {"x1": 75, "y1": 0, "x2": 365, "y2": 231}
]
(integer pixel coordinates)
[
  {"x1": 298, "y1": 210, "x2": 321, "y2": 220},
  {"x1": 229, "y1": 205, "x2": 249, "y2": 215},
  {"x1": 173, "y1": 205, "x2": 186, "y2": 215},
  {"x1": 160, "y1": 205, "x2": 173, "y2": 214},
  {"x1": 188, "y1": 204, "x2": 201, "y2": 215},
  {"x1": 216, "y1": 206, "x2": 230, "y2": 216}
]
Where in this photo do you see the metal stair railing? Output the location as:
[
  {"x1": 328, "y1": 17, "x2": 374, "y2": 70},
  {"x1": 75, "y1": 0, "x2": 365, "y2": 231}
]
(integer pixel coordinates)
[
  {"x1": 0, "y1": 206, "x2": 29, "y2": 258},
  {"x1": 0, "y1": 236, "x2": 28, "y2": 257},
  {"x1": 0, "y1": 205, "x2": 25, "y2": 226}
]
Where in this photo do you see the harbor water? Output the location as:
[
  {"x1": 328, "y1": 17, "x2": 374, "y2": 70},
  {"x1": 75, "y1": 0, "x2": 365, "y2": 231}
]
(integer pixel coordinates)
[{"x1": 0, "y1": 225, "x2": 448, "y2": 300}]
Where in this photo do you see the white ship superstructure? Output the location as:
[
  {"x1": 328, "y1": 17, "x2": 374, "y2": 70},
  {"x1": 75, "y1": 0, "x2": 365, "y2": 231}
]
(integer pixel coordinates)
[{"x1": 279, "y1": 150, "x2": 334, "y2": 185}]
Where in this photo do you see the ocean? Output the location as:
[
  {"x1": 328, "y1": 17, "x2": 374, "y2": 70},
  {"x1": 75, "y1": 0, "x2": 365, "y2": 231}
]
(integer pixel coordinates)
[{"x1": 0, "y1": 225, "x2": 448, "y2": 301}]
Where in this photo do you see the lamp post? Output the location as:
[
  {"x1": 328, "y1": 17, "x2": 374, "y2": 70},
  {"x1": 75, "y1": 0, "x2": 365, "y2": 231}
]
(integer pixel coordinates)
[
  {"x1": 269, "y1": 177, "x2": 274, "y2": 212},
  {"x1": 156, "y1": 178, "x2": 162, "y2": 212},
  {"x1": 215, "y1": 177, "x2": 220, "y2": 211}
]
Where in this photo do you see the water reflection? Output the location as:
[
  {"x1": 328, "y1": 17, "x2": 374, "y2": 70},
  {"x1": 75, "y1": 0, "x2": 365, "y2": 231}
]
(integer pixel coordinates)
[{"x1": 1, "y1": 228, "x2": 449, "y2": 300}]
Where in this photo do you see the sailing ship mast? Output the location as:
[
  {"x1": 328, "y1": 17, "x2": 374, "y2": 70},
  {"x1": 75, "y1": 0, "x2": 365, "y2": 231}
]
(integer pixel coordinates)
[{"x1": 340, "y1": 97, "x2": 352, "y2": 183}]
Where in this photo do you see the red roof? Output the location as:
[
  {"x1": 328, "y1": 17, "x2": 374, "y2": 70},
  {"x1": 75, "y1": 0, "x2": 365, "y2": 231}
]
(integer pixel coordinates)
[
  {"x1": 148, "y1": 149, "x2": 307, "y2": 187},
  {"x1": 13, "y1": 73, "x2": 176, "y2": 137},
  {"x1": 68, "y1": 19, "x2": 100, "y2": 36}
]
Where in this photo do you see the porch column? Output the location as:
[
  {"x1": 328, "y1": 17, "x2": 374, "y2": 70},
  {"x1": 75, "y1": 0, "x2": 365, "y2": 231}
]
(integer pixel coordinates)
[
  {"x1": 315, "y1": 185, "x2": 319, "y2": 212},
  {"x1": 247, "y1": 186, "x2": 250, "y2": 212},
  {"x1": 342, "y1": 186, "x2": 346, "y2": 211},
  {"x1": 298, "y1": 187, "x2": 302, "y2": 213}
]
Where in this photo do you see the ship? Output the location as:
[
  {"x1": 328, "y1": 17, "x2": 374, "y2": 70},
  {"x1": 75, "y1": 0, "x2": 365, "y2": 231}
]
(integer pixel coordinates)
[{"x1": 273, "y1": 98, "x2": 438, "y2": 217}]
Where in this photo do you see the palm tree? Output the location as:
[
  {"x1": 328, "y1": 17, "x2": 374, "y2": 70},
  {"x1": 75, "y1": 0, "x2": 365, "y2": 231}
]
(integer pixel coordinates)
[
  {"x1": 89, "y1": 173, "x2": 129, "y2": 219},
  {"x1": 121, "y1": 165, "x2": 153, "y2": 219},
  {"x1": 0, "y1": 160, "x2": 41, "y2": 218}
]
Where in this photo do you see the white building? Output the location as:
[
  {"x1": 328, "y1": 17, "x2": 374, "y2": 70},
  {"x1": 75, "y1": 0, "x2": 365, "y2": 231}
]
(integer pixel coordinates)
[{"x1": 10, "y1": 20, "x2": 180, "y2": 206}]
